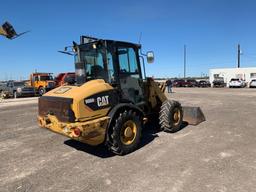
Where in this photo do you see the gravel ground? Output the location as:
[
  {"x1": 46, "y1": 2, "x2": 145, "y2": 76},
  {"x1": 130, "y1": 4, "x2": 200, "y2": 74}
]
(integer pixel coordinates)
[
  {"x1": 0, "y1": 97, "x2": 38, "y2": 108},
  {"x1": 0, "y1": 88, "x2": 256, "y2": 192}
]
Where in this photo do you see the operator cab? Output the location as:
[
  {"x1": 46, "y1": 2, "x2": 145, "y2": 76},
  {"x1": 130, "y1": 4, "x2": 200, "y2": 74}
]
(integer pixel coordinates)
[{"x1": 74, "y1": 36, "x2": 148, "y2": 104}]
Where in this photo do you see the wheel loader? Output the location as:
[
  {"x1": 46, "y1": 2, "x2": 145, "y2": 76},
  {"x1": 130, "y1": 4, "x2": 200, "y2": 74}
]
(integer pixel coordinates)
[{"x1": 38, "y1": 36, "x2": 205, "y2": 155}]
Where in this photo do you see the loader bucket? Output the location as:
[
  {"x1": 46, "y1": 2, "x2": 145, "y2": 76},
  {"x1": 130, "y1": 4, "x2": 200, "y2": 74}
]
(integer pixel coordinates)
[
  {"x1": 182, "y1": 106, "x2": 205, "y2": 125},
  {"x1": 1, "y1": 22, "x2": 17, "y2": 39}
]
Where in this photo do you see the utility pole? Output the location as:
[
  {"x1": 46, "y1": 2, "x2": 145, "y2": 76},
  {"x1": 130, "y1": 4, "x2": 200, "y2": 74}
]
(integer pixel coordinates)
[
  {"x1": 184, "y1": 45, "x2": 186, "y2": 79},
  {"x1": 237, "y1": 44, "x2": 241, "y2": 68}
]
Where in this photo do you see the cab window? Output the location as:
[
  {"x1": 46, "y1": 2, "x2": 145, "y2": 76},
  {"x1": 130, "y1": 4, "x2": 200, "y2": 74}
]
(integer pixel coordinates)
[
  {"x1": 107, "y1": 52, "x2": 115, "y2": 83},
  {"x1": 118, "y1": 47, "x2": 139, "y2": 74}
]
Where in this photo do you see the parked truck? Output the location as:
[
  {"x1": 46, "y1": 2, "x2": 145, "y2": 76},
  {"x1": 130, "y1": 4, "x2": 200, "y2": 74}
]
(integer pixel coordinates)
[
  {"x1": 0, "y1": 82, "x2": 7, "y2": 92},
  {"x1": 55, "y1": 72, "x2": 76, "y2": 87},
  {"x1": 29, "y1": 73, "x2": 56, "y2": 96},
  {"x1": 212, "y1": 77, "x2": 225, "y2": 88},
  {"x1": 1, "y1": 80, "x2": 35, "y2": 98}
]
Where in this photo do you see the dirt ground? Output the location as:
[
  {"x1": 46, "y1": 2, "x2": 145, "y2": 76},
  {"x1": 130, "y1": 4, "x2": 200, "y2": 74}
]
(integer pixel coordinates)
[{"x1": 0, "y1": 88, "x2": 256, "y2": 192}]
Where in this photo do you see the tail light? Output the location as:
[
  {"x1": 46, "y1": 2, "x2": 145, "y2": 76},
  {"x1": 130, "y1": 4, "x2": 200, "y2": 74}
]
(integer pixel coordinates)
[{"x1": 73, "y1": 128, "x2": 81, "y2": 137}]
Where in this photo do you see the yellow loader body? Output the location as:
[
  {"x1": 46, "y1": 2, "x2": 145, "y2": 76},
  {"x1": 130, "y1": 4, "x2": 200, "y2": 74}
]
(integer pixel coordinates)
[{"x1": 38, "y1": 79, "x2": 115, "y2": 145}]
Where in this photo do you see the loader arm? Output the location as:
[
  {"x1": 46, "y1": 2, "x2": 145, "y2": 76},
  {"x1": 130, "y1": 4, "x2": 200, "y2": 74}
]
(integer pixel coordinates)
[
  {"x1": 146, "y1": 78, "x2": 167, "y2": 109},
  {"x1": 145, "y1": 78, "x2": 205, "y2": 125}
]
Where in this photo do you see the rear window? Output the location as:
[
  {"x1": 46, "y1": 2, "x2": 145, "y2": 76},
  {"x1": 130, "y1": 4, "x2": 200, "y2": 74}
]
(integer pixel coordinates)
[
  {"x1": 40, "y1": 75, "x2": 53, "y2": 81},
  {"x1": 67, "y1": 74, "x2": 75, "y2": 78},
  {"x1": 14, "y1": 82, "x2": 25, "y2": 86},
  {"x1": 231, "y1": 79, "x2": 239, "y2": 81},
  {"x1": 65, "y1": 74, "x2": 76, "y2": 81},
  {"x1": 55, "y1": 74, "x2": 64, "y2": 80}
]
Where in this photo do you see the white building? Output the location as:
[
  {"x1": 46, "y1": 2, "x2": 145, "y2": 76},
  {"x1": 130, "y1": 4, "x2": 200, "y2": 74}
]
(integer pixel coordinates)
[{"x1": 209, "y1": 67, "x2": 256, "y2": 86}]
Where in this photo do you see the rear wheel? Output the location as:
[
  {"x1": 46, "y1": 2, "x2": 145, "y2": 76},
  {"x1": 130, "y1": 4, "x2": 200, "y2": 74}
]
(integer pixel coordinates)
[
  {"x1": 159, "y1": 100, "x2": 183, "y2": 133},
  {"x1": 108, "y1": 110, "x2": 142, "y2": 155}
]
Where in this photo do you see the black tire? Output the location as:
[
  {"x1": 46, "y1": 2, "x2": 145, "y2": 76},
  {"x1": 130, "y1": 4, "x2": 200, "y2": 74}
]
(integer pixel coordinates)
[
  {"x1": 108, "y1": 110, "x2": 142, "y2": 155},
  {"x1": 38, "y1": 87, "x2": 46, "y2": 96},
  {"x1": 159, "y1": 100, "x2": 183, "y2": 133}
]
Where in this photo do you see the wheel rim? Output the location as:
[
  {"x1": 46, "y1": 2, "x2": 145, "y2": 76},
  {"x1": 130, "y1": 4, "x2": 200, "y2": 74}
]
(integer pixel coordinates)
[
  {"x1": 120, "y1": 120, "x2": 137, "y2": 145},
  {"x1": 39, "y1": 89, "x2": 44, "y2": 95},
  {"x1": 173, "y1": 108, "x2": 181, "y2": 126}
]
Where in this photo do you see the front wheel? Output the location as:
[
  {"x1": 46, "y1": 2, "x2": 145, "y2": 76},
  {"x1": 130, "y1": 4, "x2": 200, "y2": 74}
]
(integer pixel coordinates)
[
  {"x1": 38, "y1": 87, "x2": 46, "y2": 96},
  {"x1": 108, "y1": 110, "x2": 142, "y2": 155},
  {"x1": 159, "y1": 100, "x2": 183, "y2": 133}
]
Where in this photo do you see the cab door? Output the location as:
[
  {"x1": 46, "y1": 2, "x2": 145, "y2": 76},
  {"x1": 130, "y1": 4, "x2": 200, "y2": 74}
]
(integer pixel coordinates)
[{"x1": 116, "y1": 45, "x2": 143, "y2": 104}]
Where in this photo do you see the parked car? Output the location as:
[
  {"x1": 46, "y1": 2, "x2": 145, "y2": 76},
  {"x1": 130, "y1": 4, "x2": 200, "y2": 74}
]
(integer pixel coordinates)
[
  {"x1": 229, "y1": 78, "x2": 246, "y2": 88},
  {"x1": 55, "y1": 72, "x2": 76, "y2": 87},
  {"x1": 173, "y1": 79, "x2": 186, "y2": 87},
  {"x1": 2, "y1": 81, "x2": 35, "y2": 98},
  {"x1": 198, "y1": 80, "x2": 211, "y2": 88},
  {"x1": 0, "y1": 82, "x2": 7, "y2": 92},
  {"x1": 249, "y1": 79, "x2": 256, "y2": 88},
  {"x1": 213, "y1": 77, "x2": 225, "y2": 87},
  {"x1": 0, "y1": 82, "x2": 7, "y2": 98},
  {"x1": 186, "y1": 79, "x2": 198, "y2": 87}
]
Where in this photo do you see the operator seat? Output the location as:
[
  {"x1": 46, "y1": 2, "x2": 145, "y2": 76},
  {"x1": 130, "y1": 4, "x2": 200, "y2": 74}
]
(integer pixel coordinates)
[{"x1": 91, "y1": 65, "x2": 107, "y2": 81}]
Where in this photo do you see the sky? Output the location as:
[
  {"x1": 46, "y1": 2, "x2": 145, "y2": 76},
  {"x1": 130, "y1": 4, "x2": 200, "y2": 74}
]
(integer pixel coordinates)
[{"x1": 1, "y1": 0, "x2": 256, "y2": 80}]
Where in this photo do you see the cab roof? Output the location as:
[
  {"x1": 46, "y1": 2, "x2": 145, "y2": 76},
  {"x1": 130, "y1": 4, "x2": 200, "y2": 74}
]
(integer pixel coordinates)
[{"x1": 79, "y1": 35, "x2": 141, "y2": 49}]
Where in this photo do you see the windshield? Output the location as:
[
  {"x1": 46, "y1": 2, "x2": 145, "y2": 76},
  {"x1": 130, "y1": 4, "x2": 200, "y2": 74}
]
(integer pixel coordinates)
[
  {"x1": 75, "y1": 44, "x2": 107, "y2": 84},
  {"x1": 55, "y1": 74, "x2": 64, "y2": 80},
  {"x1": 82, "y1": 50, "x2": 105, "y2": 79},
  {"x1": 231, "y1": 78, "x2": 239, "y2": 81},
  {"x1": 14, "y1": 82, "x2": 25, "y2": 86},
  {"x1": 40, "y1": 75, "x2": 53, "y2": 81}
]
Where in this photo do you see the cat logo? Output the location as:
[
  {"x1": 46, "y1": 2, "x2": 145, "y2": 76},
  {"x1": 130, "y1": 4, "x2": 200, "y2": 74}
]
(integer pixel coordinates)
[{"x1": 97, "y1": 95, "x2": 109, "y2": 107}]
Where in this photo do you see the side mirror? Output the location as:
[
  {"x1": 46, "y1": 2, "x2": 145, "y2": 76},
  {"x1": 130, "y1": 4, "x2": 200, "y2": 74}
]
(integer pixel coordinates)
[{"x1": 146, "y1": 51, "x2": 154, "y2": 63}]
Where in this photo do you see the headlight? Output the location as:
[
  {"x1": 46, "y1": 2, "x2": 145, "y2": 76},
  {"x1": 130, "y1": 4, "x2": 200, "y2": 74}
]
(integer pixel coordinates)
[{"x1": 17, "y1": 88, "x2": 22, "y2": 93}]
